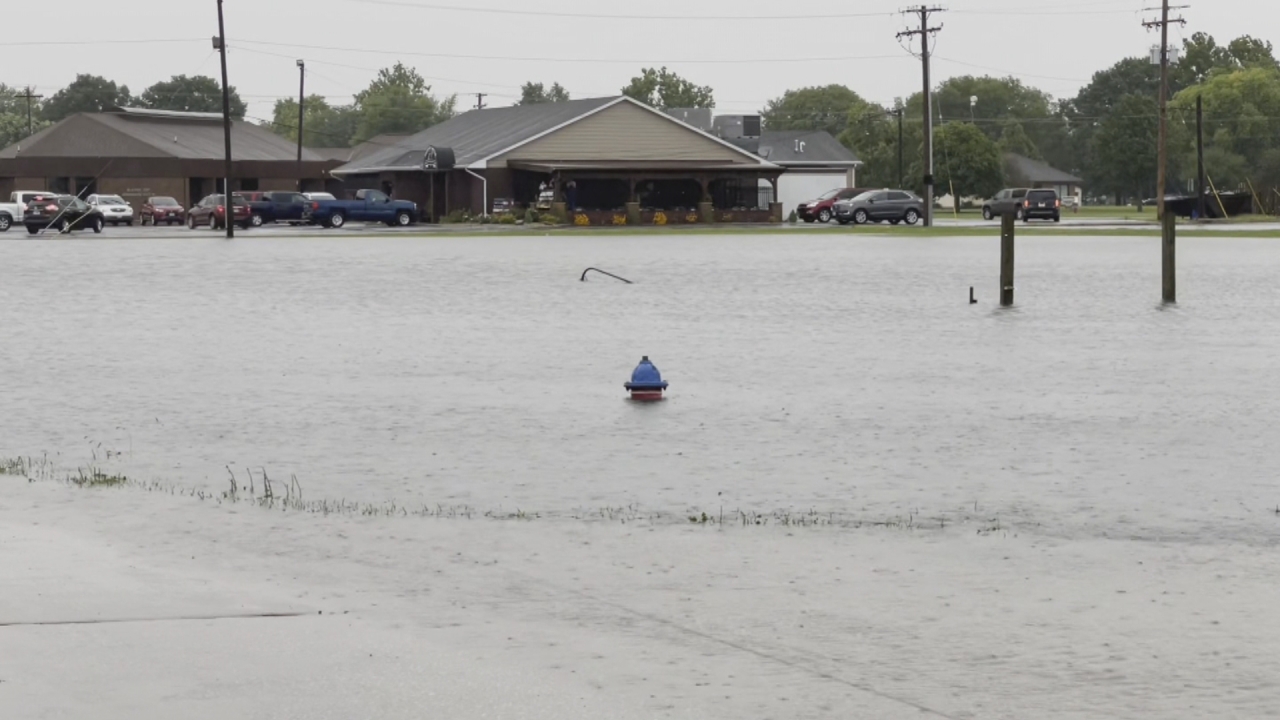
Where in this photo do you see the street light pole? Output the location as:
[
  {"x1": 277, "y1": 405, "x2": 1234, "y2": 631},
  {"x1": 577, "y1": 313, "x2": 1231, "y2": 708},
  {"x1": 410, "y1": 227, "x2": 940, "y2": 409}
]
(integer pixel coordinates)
[
  {"x1": 214, "y1": 0, "x2": 234, "y2": 239},
  {"x1": 296, "y1": 59, "x2": 305, "y2": 192}
]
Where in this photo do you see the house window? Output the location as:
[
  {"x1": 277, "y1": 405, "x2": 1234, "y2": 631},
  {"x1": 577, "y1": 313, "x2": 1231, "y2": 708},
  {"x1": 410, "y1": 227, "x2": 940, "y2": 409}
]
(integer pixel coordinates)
[
  {"x1": 51, "y1": 177, "x2": 71, "y2": 194},
  {"x1": 240, "y1": 178, "x2": 260, "y2": 191}
]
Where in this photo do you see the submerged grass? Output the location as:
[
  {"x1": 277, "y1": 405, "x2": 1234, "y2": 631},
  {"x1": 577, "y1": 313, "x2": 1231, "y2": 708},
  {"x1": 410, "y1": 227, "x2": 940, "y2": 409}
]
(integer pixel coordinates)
[{"x1": 3, "y1": 455, "x2": 1013, "y2": 535}]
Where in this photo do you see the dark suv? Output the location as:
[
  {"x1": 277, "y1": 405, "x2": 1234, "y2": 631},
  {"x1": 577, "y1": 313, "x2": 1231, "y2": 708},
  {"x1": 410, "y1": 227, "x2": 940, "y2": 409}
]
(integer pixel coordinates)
[{"x1": 1022, "y1": 188, "x2": 1061, "y2": 222}]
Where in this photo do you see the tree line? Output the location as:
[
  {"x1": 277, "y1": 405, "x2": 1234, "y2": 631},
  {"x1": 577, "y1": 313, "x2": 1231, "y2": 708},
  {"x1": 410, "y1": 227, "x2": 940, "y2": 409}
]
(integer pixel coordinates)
[{"x1": 4, "y1": 32, "x2": 1276, "y2": 207}]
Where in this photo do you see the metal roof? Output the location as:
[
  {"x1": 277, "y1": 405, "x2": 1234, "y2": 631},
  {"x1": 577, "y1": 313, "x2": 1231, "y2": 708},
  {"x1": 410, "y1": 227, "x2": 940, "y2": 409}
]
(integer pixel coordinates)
[
  {"x1": 1004, "y1": 153, "x2": 1083, "y2": 185},
  {"x1": 727, "y1": 131, "x2": 861, "y2": 166}
]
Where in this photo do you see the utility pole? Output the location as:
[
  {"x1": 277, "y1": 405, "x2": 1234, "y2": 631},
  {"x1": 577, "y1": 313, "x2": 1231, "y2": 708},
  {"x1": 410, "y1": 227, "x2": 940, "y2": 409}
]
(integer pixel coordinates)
[
  {"x1": 1143, "y1": 1, "x2": 1187, "y2": 220},
  {"x1": 898, "y1": 6, "x2": 945, "y2": 226},
  {"x1": 296, "y1": 59, "x2": 305, "y2": 192},
  {"x1": 474, "y1": 93, "x2": 487, "y2": 110},
  {"x1": 9, "y1": 87, "x2": 44, "y2": 137},
  {"x1": 214, "y1": 0, "x2": 234, "y2": 239}
]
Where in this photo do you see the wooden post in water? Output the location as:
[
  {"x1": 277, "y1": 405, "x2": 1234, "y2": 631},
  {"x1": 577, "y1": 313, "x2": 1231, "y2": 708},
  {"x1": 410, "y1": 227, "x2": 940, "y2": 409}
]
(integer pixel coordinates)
[
  {"x1": 1000, "y1": 212, "x2": 1015, "y2": 307},
  {"x1": 1162, "y1": 207, "x2": 1176, "y2": 303}
]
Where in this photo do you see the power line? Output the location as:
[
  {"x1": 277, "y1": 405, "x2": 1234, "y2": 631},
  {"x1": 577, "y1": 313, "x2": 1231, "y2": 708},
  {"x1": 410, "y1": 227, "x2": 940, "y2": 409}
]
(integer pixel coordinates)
[
  {"x1": 336, "y1": 0, "x2": 897, "y2": 21},
  {"x1": 231, "y1": 39, "x2": 905, "y2": 65}
]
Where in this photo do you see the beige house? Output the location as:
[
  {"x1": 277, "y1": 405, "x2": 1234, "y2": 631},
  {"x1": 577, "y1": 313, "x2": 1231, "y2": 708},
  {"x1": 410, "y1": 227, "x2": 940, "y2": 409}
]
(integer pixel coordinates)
[{"x1": 330, "y1": 96, "x2": 784, "y2": 224}]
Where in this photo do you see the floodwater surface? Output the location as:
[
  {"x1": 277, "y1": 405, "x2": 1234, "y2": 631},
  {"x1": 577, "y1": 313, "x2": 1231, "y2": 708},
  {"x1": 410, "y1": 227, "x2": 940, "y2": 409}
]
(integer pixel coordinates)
[{"x1": 2, "y1": 233, "x2": 1278, "y2": 541}]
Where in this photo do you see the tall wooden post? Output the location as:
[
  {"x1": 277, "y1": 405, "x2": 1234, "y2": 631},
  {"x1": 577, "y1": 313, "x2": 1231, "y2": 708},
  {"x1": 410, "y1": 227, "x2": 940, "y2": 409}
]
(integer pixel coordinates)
[
  {"x1": 1000, "y1": 212, "x2": 1015, "y2": 307},
  {"x1": 1162, "y1": 208, "x2": 1176, "y2": 303}
]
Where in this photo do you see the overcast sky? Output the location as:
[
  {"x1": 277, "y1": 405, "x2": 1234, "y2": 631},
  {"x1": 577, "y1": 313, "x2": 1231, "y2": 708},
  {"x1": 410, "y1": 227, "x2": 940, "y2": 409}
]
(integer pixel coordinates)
[{"x1": 4, "y1": 0, "x2": 1276, "y2": 121}]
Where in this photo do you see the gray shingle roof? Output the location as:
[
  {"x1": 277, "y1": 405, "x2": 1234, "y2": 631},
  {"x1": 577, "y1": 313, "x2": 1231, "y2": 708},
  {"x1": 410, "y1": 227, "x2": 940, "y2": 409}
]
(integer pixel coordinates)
[
  {"x1": 332, "y1": 97, "x2": 619, "y2": 175},
  {"x1": 1003, "y1": 153, "x2": 1082, "y2": 185},
  {"x1": 0, "y1": 107, "x2": 325, "y2": 162},
  {"x1": 728, "y1": 131, "x2": 860, "y2": 166}
]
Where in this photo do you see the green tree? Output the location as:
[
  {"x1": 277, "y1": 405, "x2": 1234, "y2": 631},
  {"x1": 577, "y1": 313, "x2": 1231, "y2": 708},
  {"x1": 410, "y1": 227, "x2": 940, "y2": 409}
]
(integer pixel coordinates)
[
  {"x1": 41, "y1": 74, "x2": 132, "y2": 121},
  {"x1": 1171, "y1": 67, "x2": 1280, "y2": 180},
  {"x1": 519, "y1": 82, "x2": 570, "y2": 105},
  {"x1": 761, "y1": 85, "x2": 874, "y2": 137},
  {"x1": 1068, "y1": 58, "x2": 1166, "y2": 197},
  {"x1": 1089, "y1": 93, "x2": 1159, "y2": 203},
  {"x1": 268, "y1": 95, "x2": 360, "y2": 148},
  {"x1": 621, "y1": 67, "x2": 714, "y2": 110},
  {"x1": 998, "y1": 121, "x2": 1041, "y2": 160},
  {"x1": 1176, "y1": 33, "x2": 1279, "y2": 86},
  {"x1": 352, "y1": 63, "x2": 456, "y2": 144},
  {"x1": 933, "y1": 122, "x2": 1004, "y2": 211},
  {"x1": 1, "y1": 84, "x2": 52, "y2": 146},
  {"x1": 837, "y1": 103, "x2": 914, "y2": 189},
  {"x1": 141, "y1": 75, "x2": 247, "y2": 117}
]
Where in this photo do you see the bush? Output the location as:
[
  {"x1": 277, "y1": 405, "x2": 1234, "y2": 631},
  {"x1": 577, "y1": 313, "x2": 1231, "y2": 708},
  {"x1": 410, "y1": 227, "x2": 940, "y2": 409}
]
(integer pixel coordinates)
[
  {"x1": 444, "y1": 209, "x2": 472, "y2": 224},
  {"x1": 477, "y1": 214, "x2": 494, "y2": 224},
  {"x1": 524, "y1": 208, "x2": 536, "y2": 225},
  {"x1": 787, "y1": 209, "x2": 798, "y2": 224},
  {"x1": 538, "y1": 213, "x2": 562, "y2": 225},
  {"x1": 497, "y1": 213, "x2": 517, "y2": 224}
]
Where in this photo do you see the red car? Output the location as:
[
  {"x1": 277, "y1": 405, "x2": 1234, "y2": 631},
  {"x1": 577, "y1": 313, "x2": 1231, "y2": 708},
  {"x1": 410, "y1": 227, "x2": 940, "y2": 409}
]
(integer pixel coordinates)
[
  {"x1": 140, "y1": 196, "x2": 186, "y2": 226},
  {"x1": 187, "y1": 193, "x2": 251, "y2": 230},
  {"x1": 797, "y1": 187, "x2": 868, "y2": 224}
]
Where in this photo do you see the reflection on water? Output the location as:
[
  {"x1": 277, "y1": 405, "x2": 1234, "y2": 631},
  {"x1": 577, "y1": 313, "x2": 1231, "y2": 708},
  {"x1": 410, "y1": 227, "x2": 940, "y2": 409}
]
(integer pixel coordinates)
[{"x1": 3, "y1": 234, "x2": 1278, "y2": 542}]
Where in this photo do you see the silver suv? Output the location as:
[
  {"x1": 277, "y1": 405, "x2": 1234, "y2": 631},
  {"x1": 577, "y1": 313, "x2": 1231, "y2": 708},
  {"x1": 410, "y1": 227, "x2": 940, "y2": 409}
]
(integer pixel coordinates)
[{"x1": 982, "y1": 188, "x2": 1030, "y2": 220}]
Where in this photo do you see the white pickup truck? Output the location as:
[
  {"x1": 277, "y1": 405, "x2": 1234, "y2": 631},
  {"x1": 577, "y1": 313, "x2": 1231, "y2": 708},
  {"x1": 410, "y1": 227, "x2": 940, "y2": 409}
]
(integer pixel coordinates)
[{"x1": 0, "y1": 190, "x2": 61, "y2": 232}]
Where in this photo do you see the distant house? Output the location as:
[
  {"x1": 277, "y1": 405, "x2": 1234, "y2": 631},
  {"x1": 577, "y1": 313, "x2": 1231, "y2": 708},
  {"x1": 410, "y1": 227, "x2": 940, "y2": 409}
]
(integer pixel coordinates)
[
  {"x1": 665, "y1": 109, "x2": 862, "y2": 213},
  {"x1": 0, "y1": 106, "x2": 342, "y2": 206},
  {"x1": 1004, "y1": 153, "x2": 1083, "y2": 202}
]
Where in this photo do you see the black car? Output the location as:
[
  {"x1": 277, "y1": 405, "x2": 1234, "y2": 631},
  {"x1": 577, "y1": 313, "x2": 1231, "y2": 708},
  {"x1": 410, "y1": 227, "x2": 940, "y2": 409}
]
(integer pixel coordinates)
[
  {"x1": 24, "y1": 195, "x2": 105, "y2": 235},
  {"x1": 1022, "y1": 188, "x2": 1061, "y2": 222}
]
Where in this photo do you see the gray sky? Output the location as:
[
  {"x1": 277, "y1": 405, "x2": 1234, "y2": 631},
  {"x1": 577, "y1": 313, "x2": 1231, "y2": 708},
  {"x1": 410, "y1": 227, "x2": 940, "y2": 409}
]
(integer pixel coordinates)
[{"x1": 5, "y1": 0, "x2": 1276, "y2": 122}]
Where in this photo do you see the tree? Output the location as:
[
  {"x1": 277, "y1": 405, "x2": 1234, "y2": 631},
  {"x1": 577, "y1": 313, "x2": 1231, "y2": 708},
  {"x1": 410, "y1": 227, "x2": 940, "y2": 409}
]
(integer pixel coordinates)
[
  {"x1": 1, "y1": 84, "x2": 51, "y2": 146},
  {"x1": 932, "y1": 122, "x2": 1004, "y2": 211},
  {"x1": 519, "y1": 82, "x2": 570, "y2": 105},
  {"x1": 1171, "y1": 67, "x2": 1280, "y2": 180},
  {"x1": 761, "y1": 85, "x2": 874, "y2": 137},
  {"x1": 1068, "y1": 58, "x2": 1166, "y2": 197},
  {"x1": 837, "y1": 102, "x2": 913, "y2": 190},
  {"x1": 141, "y1": 75, "x2": 247, "y2": 117},
  {"x1": 41, "y1": 74, "x2": 132, "y2": 121},
  {"x1": 268, "y1": 95, "x2": 361, "y2": 148},
  {"x1": 620, "y1": 67, "x2": 713, "y2": 110},
  {"x1": 1089, "y1": 93, "x2": 1159, "y2": 203},
  {"x1": 998, "y1": 121, "x2": 1041, "y2": 160},
  {"x1": 1176, "y1": 33, "x2": 1279, "y2": 86},
  {"x1": 351, "y1": 63, "x2": 456, "y2": 144}
]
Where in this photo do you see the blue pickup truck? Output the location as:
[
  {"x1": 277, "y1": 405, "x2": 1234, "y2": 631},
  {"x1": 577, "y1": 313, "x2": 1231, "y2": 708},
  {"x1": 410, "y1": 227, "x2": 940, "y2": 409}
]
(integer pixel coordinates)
[{"x1": 309, "y1": 189, "x2": 419, "y2": 228}]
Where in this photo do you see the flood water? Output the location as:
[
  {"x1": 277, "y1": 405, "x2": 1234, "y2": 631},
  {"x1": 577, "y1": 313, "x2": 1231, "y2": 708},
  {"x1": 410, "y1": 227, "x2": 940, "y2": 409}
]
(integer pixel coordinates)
[{"x1": 3, "y1": 234, "x2": 1278, "y2": 542}]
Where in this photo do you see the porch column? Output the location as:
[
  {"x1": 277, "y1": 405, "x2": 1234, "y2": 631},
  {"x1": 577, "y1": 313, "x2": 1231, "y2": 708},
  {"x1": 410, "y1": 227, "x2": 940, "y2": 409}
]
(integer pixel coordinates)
[
  {"x1": 768, "y1": 174, "x2": 783, "y2": 223},
  {"x1": 625, "y1": 176, "x2": 641, "y2": 225},
  {"x1": 697, "y1": 175, "x2": 714, "y2": 224},
  {"x1": 549, "y1": 171, "x2": 567, "y2": 222}
]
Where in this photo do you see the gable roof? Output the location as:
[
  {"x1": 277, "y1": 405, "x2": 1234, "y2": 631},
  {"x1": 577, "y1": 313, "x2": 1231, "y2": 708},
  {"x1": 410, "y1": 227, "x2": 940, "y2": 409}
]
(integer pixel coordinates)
[
  {"x1": 0, "y1": 107, "x2": 326, "y2": 162},
  {"x1": 331, "y1": 96, "x2": 776, "y2": 175},
  {"x1": 727, "y1": 130, "x2": 860, "y2": 166},
  {"x1": 1003, "y1": 153, "x2": 1082, "y2": 185}
]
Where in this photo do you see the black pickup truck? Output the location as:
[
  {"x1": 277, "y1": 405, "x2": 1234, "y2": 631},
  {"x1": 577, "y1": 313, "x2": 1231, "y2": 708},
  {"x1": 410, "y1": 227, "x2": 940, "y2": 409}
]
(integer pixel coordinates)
[{"x1": 242, "y1": 191, "x2": 312, "y2": 227}]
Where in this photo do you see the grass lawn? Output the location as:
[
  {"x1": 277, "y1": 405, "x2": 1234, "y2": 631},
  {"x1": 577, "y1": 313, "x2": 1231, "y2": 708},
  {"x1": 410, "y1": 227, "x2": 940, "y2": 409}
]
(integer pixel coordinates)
[{"x1": 406, "y1": 224, "x2": 1280, "y2": 239}]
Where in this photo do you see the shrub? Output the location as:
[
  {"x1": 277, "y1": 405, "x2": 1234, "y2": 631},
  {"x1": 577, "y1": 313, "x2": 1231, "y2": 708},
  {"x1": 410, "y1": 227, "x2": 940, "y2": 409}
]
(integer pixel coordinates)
[
  {"x1": 497, "y1": 213, "x2": 517, "y2": 224},
  {"x1": 538, "y1": 213, "x2": 562, "y2": 225},
  {"x1": 524, "y1": 208, "x2": 536, "y2": 225},
  {"x1": 787, "y1": 210, "x2": 798, "y2": 224},
  {"x1": 444, "y1": 209, "x2": 472, "y2": 224}
]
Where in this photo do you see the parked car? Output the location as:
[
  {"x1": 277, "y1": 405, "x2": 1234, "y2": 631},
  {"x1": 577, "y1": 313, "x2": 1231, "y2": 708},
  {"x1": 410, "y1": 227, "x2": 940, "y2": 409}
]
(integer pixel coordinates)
[
  {"x1": 834, "y1": 189, "x2": 925, "y2": 226},
  {"x1": 86, "y1": 194, "x2": 136, "y2": 226},
  {"x1": 0, "y1": 199, "x2": 21, "y2": 232},
  {"x1": 981, "y1": 188, "x2": 1029, "y2": 220},
  {"x1": 308, "y1": 189, "x2": 419, "y2": 229},
  {"x1": 24, "y1": 195, "x2": 105, "y2": 234},
  {"x1": 187, "y1": 193, "x2": 251, "y2": 230},
  {"x1": 10, "y1": 190, "x2": 59, "y2": 218},
  {"x1": 1021, "y1": 188, "x2": 1061, "y2": 222},
  {"x1": 244, "y1": 191, "x2": 312, "y2": 226},
  {"x1": 140, "y1": 196, "x2": 187, "y2": 225},
  {"x1": 797, "y1": 187, "x2": 867, "y2": 224}
]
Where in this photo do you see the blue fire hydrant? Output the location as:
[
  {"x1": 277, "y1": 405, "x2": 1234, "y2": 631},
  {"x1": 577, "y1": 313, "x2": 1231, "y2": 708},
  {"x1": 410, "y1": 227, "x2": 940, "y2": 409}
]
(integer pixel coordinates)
[{"x1": 624, "y1": 356, "x2": 668, "y2": 401}]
